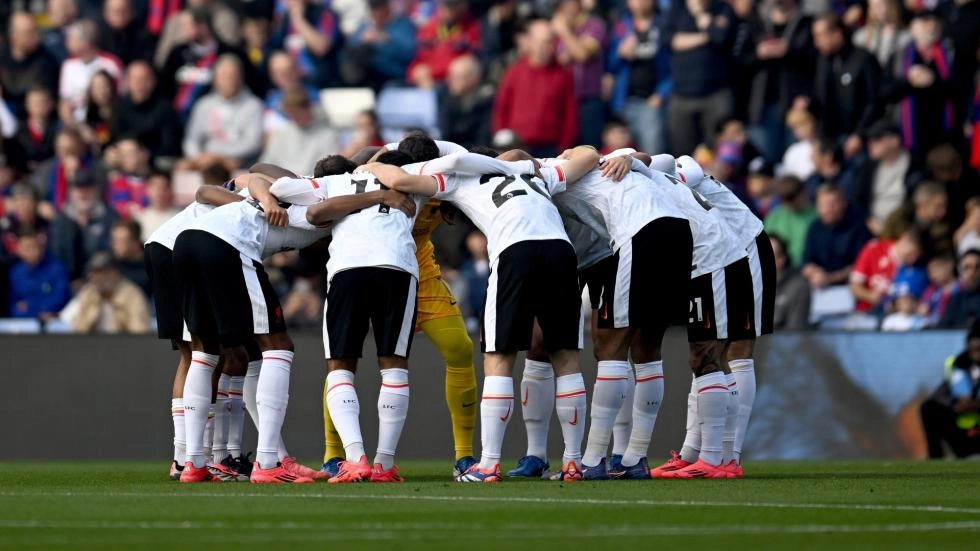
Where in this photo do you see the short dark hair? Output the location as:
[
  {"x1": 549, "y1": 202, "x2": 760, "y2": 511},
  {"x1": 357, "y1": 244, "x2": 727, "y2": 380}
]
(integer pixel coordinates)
[
  {"x1": 469, "y1": 145, "x2": 500, "y2": 158},
  {"x1": 350, "y1": 146, "x2": 382, "y2": 166},
  {"x1": 202, "y1": 163, "x2": 230, "y2": 186},
  {"x1": 816, "y1": 181, "x2": 845, "y2": 199},
  {"x1": 376, "y1": 150, "x2": 414, "y2": 167},
  {"x1": 397, "y1": 132, "x2": 440, "y2": 163},
  {"x1": 112, "y1": 219, "x2": 142, "y2": 242},
  {"x1": 775, "y1": 175, "x2": 804, "y2": 201},
  {"x1": 814, "y1": 12, "x2": 845, "y2": 35},
  {"x1": 314, "y1": 155, "x2": 357, "y2": 177}
]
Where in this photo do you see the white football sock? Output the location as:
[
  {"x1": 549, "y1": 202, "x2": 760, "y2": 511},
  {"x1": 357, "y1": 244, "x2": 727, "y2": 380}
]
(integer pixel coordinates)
[
  {"x1": 326, "y1": 370, "x2": 366, "y2": 461},
  {"x1": 722, "y1": 373, "x2": 738, "y2": 463},
  {"x1": 183, "y1": 352, "x2": 217, "y2": 468},
  {"x1": 479, "y1": 376, "x2": 514, "y2": 469},
  {"x1": 171, "y1": 398, "x2": 185, "y2": 465},
  {"x1": 375, "y1": 368, "x2": 410, "y2": 470},
  {"x1": 243, "y1": 360, "x2": 261, "y2": 429},
  {"x1": 679, "y1": 379, "x2": 701, "y2": 463},
  {"x1": 554, "y1": 373, "x2": 586, "y2": 466},
  {"x1": 226, "y1": 376, "x2": 246, "y2": 457},
  {"x1": 582, "y1": 361, "x2": 630, "y2": 467},
  {"x1": 611, "y1": 365, "x2": 635, "y2": 457},
  {"x1": 730, "y1": 359, "x2": 756, "y2": 464},
  {"x1": 520, "y1": 360, "x2": 554, "y2": 460},
  {"x1": 212, "y1": 373, "x2": 231, "y2": 464},
  {"x1": 203, "y1": 404, "x2": 216, "y2": 465},
  {"x1": 696, "y1": 372, "x2": 730, "y2": 466},
  {"x1": 255, "y1": 350, "x2": 293, "y2": 468},
  {"x1": 622, "y1": 361, "x2": 664, "y2": 467}
]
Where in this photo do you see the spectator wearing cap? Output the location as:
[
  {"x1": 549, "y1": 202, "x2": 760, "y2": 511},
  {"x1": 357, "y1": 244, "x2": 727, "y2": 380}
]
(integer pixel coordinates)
[
  {"x1": 407, "y1": 0, "x2": 482, "y2": 89},
  {"x1": 738, "y1": 0, "x2": 815, "y2": 163},
  {"x1": 269, "y1": 0, "x2": 344, "y2": 88},
  {"x1": 48, "y1": 172, "x2": 120, "y2": 284},
  {"x1": 154, "y1": 0, "x2": 241, "y2": 68},
  {"x1": 160, "y1": 7, "x2": 263, "y2": 121},
  {"x1": 7, "y1": 231, "x2": 71, "y2": 320},
  {"x1": 342, "y1": 0, "x2": 417, "y2": 89},
  {"x1": 746, "y1": 157, "x2": 779, "y2": 218},
  {"x1": 57, "y1": 20, "x2": 124, "y2": 127},
  {"x1": 607, "y1": 0, "x2": 671, "y2": 156},
  {"x1": 259, "y1": 88, "x2": 340, "y2": 176},
  {"x1": 883, "y1": 180, "x2": 953, "y2": 261},
  {"x1": 492, "y1": 19, "x2": 579, "y2": 158},
  {"x1": 438, "y1": 55, "x2": 493, "y2": 149},
  {"x1": 97, "y1": 0, "x2": 154, "y2": 64},
  {"x1": 849, "y1": 226, "x2": 923, "y2": 313},
  {"x1": 801, "y1": 181, "x2": 872, "y2": 289},
  {"x1": 552, "y1": 0, "x2": 607, "y2": 148},
  {"x1": 180, "y1": 55, "x2": 265, "y2": 172},
  {"x1": 765, "y1": 175, "x2": 817, "y2": 266},
  {"x1": 114, "y1": 61, "x2": 181, "y2": 159},
  {"x1": 0, "y1": 12, "x2": 61, "y2": 119},
  {"x1": 664, "y1": 0, "x2": 738, "y2": 156},
  {"x1": 58, "y1": 251, "x2": 151, "y2": 333},
  {"x1": 31, "y1": 127, "x2": 106, "y2": 216},
  {"x1": 804, "y1": 13, "x2": 882, "y2": 159},
  {"x1": 12, "y1": 87, "x2": 58, "y2": 174},
  {"x1": 881, "y1": 11, "x2": 955, "y2": 159},
  {"x1": 855, "y1": 120, "x2": 918, "y2": 235},
  {"x1": 880, "y1": 267, "x2": 929, "y2": 330},
  {"x1": 940, "y1": 249, "x2": 980, "y2": 328}
]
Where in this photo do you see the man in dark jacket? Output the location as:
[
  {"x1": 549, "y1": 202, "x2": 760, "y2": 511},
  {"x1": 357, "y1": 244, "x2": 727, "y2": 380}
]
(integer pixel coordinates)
[
  {"x1": 664, "y1": 0, "x2": 738, "y2": 156},
  {"x1": 807, "y1": 13, "x2": 882, "y2": 159},
  {"x1": 801, "y1": 181, "x2": 872, "y2": 289},
  {"x1": 114, "y1": 61, "x2": 181, "y2": 159},
  {"x1": 940, "y1": 249, "x2": 980, "y2": 328},
  {"x1": 0, "y1": 13, "x2": 60, "y2": 118},
  {"x1": 97, "y1": 0, "x2": 154, "y2": 64},
  {"x1": 438, "y1": 55, "x2": 493, "y2": 149}
]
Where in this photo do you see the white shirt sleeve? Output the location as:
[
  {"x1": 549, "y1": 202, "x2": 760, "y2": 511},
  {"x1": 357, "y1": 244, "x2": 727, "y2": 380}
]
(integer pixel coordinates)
[
  {"x1": 269, "y1": 176, "x2": 330, "y2": 205},
  {"x1": 604, "y1": 148, "x2": 637, "y2": 159},
  {"x1": 630, "y1": 158, "x2": 654, "y2": 179},
  {"x1": 537, "y1": 166, "x2": 568, "y2": 195},
  {"x1": 430, "y1": 173, "x2": 459, "y2": 199},
  {"x1": 418, "y1": 152, "x2": 535, "y2": 176},
  {"x1": 286, "y1": 205, "x2": 317, "y2": 230}
]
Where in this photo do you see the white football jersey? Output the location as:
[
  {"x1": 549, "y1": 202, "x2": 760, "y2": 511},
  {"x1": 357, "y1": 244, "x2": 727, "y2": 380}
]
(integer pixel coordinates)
[
  {"x1": 145, "y1": 201, "x2": 217, "y2": 251},
  {"x1": 690, "y1": 175, "x2": 764, "y2": 250},
  {"x1": 542, "y1": 161, "x2": 613, "y2": 271},
  {"x1": 433, "y1": 168, "x2": 570, "y2": 262},
  {"x1": 188, "y1": 200, "x2": 328, "y2": 262},
  {"x1": 648, "y1": 171, "x2": 748, "y2": 277}
]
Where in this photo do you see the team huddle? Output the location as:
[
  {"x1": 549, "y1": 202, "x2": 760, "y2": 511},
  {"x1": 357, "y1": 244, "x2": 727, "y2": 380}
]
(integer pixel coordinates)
[{"x1": 145, "y1": 132, "x2": 775, "y2": 484}]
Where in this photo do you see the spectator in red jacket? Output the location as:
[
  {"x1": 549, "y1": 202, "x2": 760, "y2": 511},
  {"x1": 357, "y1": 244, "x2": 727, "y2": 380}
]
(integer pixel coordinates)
[
  {"x1": 492, "y1": 19, "x2": 579, "y2": 158},
  {"x1": 407, "y1": 0, "x2": 481, "y2": 89}
]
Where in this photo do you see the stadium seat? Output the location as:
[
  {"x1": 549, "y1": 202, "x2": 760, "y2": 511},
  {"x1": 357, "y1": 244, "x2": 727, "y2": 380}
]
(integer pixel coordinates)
[
  {"x1": 376, "y1": 86, "x2": 440, "y2": 138},
  {"x1": 320, "y1": 88, "x2": 376, "y2": 128}
]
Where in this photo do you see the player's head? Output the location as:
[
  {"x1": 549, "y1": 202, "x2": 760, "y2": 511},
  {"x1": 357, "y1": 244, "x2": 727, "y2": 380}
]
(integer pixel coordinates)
[
  {"x1": 376, "y1": 150, "x2": 413, "y2": 167},
  {"x1": 397, "y1": 132, "x2": 440, "y2": 163},
  {"x1": 314, "y1": 155, "x2": 357, "y2": 177},
  {"x1": 469, "y1": 145, "x2": 500, "y2": 158}
]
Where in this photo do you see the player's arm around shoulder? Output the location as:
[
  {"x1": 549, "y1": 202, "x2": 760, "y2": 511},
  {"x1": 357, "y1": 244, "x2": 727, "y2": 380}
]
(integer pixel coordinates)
[
  {"x1": 359, "y1": 162, "x2": 441, "y2": 196},
  {"x1": 556, "y1": 145, "x2": 601, "y2": 185}
]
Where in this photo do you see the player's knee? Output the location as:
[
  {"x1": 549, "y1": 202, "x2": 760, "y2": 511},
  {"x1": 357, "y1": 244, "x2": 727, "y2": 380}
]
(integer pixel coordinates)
[
  {"x1": 438, "y1": 328, "x2": 475, "y2": 368},
  {"x1": 689, "y1": 341, "x2": 723, "y2": 377},
  {"x1": 726, "y1": 339, "x2": 755, "y2": 361}
]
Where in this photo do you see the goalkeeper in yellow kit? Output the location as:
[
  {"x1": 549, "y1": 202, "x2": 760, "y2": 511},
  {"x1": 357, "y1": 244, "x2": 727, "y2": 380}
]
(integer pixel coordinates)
[{"x1": 321, "y1": 136, "x2": 479, "y2": 477}]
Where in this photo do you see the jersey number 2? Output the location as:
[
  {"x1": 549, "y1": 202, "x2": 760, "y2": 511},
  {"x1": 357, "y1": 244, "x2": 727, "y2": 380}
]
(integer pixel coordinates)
[{"x1": 480, "y1": 174, "x2": 541, "y2": 208}]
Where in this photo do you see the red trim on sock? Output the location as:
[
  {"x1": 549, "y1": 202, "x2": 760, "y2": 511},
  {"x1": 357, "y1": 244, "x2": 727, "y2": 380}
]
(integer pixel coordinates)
[
  {"x1": 555, "y1": 390, "x2": 587, "y2": 398},
  {"x1": 636, "y1": 375, "x2": 665, "y2": 383},
  {"x1": 698, "y1": 385, "x2": 730, "y2": 393},
  {"x1": 263, "y1": 356, "x2": 293, "y2": 363},
  {"x1": 596, "y1": 376, "x2": 628, "y2": 381},
  {"x1": 327, "y1": 382, "x2": 355, "y2": 393}
]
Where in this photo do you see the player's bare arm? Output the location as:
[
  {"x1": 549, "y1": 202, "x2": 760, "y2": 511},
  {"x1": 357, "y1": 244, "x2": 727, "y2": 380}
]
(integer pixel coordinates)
[
  {"x1": 245, "y1": 174, "x2": 288, "y2": 228},
  {"x1": 305, "y1": 190, "x2": 417, "y2": 227},
  {"x1": 195, "y1": 185, "x2": 245, "y2": 207},
  {"x1": 358, "y1": 163, "x2": 440, "y2": 196},
  {"x1": 555, "y1": 146, "x2": 602, "y2": 184}
]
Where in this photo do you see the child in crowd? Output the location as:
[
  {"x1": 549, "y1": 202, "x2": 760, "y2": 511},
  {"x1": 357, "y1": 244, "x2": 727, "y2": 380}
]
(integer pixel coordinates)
[
  {"x1": 599, "y1": 118, "x2": 634, "y2": 155},
  {"x1": 919, "y1": 254, "x2": 959, "y2": 325},
  {"x1": 746, "y1": 157, "x2": 779, "y2": 218},
  {"x1": 881, "y1": 269, "x2": 929, "y2": 331},
  {"x1": 781, "y1": 107, "x2": 816, "y2": 181}
]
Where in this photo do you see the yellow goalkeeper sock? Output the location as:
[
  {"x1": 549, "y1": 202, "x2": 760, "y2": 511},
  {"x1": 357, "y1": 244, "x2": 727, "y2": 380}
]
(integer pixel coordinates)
[
  {"x1": 322, "y1": 379, "x2": 344, "y2": 462},
  {"x1": 422, "y1": 316, "x2": 477, "y2": 460}
]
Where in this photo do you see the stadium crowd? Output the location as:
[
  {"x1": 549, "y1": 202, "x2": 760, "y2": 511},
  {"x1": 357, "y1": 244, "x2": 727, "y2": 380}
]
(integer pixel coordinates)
[{"x1": 0, "y1": 0, "x2": 978, "y2": 333}]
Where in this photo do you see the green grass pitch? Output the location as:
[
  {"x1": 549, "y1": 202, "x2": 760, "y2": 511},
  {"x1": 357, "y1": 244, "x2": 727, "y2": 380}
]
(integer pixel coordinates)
[{"x1": 0, "y1": 461, "x2": 977, "y2": 550}]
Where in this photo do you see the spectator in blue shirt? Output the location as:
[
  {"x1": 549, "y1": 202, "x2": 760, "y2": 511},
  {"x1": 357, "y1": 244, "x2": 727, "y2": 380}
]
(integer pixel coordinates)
[
  {"x1": 8, "y1": 231, "x2": 70, "y2": 320},
  {"x1": 801, "y1": 181, "x2": 872, "y2": 290},
  {"x1": 607, "y1": 0, "x2": 672, "y2": 155},
  {"x1": 342, "y1": 0, "x2": 417, "y2": 89}
]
